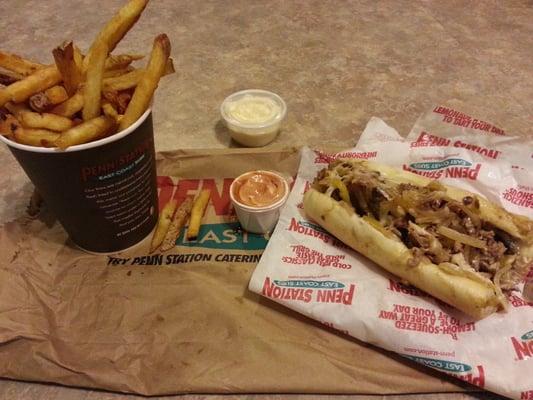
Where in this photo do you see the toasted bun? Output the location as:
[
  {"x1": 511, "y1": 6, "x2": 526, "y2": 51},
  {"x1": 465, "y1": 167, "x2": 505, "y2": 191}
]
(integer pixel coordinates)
[{"x1": 303, "y1": 189, "x2": 500, "y2": 319}]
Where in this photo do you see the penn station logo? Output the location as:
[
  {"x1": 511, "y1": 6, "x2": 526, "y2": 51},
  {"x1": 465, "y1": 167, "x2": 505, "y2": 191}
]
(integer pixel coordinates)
[
  {"x1": 288, "y1": 218, "x2": 333, "y2": 244},
  {"x1": 262, "y1": 277, "x2": 356, "y2": 305},
  {"x1": 287, "y1": 218, "x2": 348, "y2": 249},
  {"x1": 403, "y1": 158, "x2": 481, "y2": 180},
  {"x1": 511, "y1": 330, "x2": 533, "y2": 361},
  {"x1": 402, "y1": 355, "x2": 484, "y2": 388}
]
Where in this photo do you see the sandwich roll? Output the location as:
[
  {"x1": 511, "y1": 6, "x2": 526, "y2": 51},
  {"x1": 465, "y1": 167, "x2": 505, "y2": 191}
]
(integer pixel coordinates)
[{"x1": 303, "y1": 160, "x2": 533, "y2": 319}]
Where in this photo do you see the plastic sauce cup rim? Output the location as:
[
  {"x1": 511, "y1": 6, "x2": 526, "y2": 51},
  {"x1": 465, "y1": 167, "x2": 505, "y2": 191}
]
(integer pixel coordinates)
[
  {"x1": 0, "y1": 106, "x2": 152, "y2": 154},
  {"x1": 230, "y1": 170, "x2": 289, "y2": 211},
  {"x1": 220, "y1": 89, "x2": 287, "y2": 130}
]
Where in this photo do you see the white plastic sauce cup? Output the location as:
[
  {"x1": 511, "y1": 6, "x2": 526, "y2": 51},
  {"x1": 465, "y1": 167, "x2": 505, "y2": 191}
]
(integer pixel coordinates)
[
  {"x1": 220, "y1": 89, "x2": 287, "y2": 147},
  {"x1": 230, "y1": 170, "x2": 289, "y2": 234}
]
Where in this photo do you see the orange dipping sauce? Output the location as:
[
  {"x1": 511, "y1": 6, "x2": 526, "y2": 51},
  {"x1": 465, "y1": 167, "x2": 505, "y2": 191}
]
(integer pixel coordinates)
[{"x1": 232, "y1": 171, "x2": 286, "y2": 208}]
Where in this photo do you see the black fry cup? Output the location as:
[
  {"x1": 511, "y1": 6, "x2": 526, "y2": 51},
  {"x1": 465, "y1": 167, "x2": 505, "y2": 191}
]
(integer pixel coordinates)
[{"x1": 0, "y1": 108, "x2": 158, "y2": 253}]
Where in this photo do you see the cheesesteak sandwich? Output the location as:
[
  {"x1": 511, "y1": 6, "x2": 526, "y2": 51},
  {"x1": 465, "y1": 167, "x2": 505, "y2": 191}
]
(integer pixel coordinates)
[{"x1": 303, "y1": 160, "x2": 533, "y2": 319}]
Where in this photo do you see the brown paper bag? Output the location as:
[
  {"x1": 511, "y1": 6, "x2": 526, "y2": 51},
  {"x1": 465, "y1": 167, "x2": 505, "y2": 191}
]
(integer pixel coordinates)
[{"x1": 0, "y1": 147, "x2": 468, "y2": 395}]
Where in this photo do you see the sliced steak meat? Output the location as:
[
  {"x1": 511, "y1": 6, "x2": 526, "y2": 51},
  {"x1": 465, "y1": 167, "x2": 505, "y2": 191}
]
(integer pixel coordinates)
[{"x1": 494, "y1": 228, "x2": 519, "y2": 255}]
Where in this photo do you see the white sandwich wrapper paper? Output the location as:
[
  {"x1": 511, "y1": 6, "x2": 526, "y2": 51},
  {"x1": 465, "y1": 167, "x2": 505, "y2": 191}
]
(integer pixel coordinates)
[{"x1": 249, "y1": 105, "x2": 533, "y2": 400}]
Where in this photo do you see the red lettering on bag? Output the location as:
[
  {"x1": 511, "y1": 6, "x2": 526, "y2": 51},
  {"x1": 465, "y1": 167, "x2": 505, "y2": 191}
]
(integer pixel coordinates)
[
  {"x1": 157, "y1": 176, "x2": 175, "y2": 210},
  {"x1": 512, "y1": 337, "x2": 533, "y2": 360},
  {"x1": 316, "y1": 284, "x2": 355, "y2": 305},
  {"x1": 200, "y1": 178, "x2": 232, "y2": 216},
  {"x1": 411, "y1": 132, "x2": 451, "y2": 148}
]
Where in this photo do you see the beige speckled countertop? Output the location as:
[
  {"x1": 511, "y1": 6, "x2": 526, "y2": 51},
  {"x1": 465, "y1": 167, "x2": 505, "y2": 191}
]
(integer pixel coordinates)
[{"x1": 1, "y1": 0, "x2": 531, "y2": 399}]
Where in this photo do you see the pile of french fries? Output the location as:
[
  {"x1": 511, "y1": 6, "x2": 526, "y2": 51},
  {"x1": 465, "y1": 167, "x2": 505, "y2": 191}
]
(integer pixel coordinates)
[
  {"x1": 151, "y1": 190, "x2": 211, "y2": 253},
  {"x1": 0, "y1": 0, "x2": 174, "y2": 149}
]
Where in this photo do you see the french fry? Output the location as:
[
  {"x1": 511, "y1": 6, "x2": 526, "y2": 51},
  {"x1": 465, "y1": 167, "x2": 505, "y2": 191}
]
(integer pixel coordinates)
[
  {"x1": 102, "y1": 101, "x2": 120, "y2": 122},
  {"x1": 73, "y1": 46, "x2": 84, "y2": 70},
  {"x1": 28, "y1": 86, "x2": 68, "y2": 112},
  {"x1": 0, "y1": 91, "x2": 10, "y2": 106},
  {"x1": 150, "y1": 199, "x2": 178, "y2": 253},
  {"x1": 119, "y1": 34, "x2": 170, "y2": 130},
  {"x1": 14, "y1": 128, "x2": 60, "y2": 147},
  {"x1": 186, "y1": 189, "x2": 211, "y2": 240},
  {"x1": 4, "y1": 101, "x2": 31, "y2": 116},
  {"x1": 0, "y1": 112, "x2": 23, "y2": 138},
  {"x1": 50, "y1": 91, "x2": 84, "y2": 117},
  {"x1": 103, "y1": 68, "x2": 143, "y2": 91},
  {"x1": 160, "y1": 197, "x2": 193, "y2": 252},
  {"x1": 44, "y1": 85, "x2": 69, "y2": 104},
  {"x1": 102, "y1": 67, "x2": 134, "y2": 79},
  {"x1": 0, "y1": 68, "x2": 23, "y2": 85},
  {"x1": 0, "y1": 51, "x2": 44, "y2": 76},
  {"x1": 103, "y1": 59, "x2": 173, "y2": 92},
  {"x1": 82, "y1": 42, "x2": 108, "y2": 121},
  {"x1": 72, "y1": 117, "x2": 83, "y2": 126},
  {"x1": 28, "y1": 92, "x2": 49, "y2": 112},
  {"x1": 117, "y1": 91, "x2": 132, "y2": 114},
  {"x1": 0, "y1": 65, "x2": 62, "y2": 107},
  {"x1": 84, "y1": 0, "x2": 149, "y2": 71},
  {"x1": 53, "y1": 41, "x2": 82, "y2": 96},
  {"x1": 119, "y1": 92, "x2": 134, "y2": 115},
  {"x1": 104, "y1": 54, "x2": 144, "y2": 71},
  {"x1": 19, "y1": 111, "x2": 74, "y2": 131},
  {"x1": 102, "y1": 90, "x2": 119, "y2": 107},
  {"x1": 103, "y1": 90, "x2": 132, "y2": 114},
  {"x1": 54, "y1": 115, "x2": 115, "y2": 149}
]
